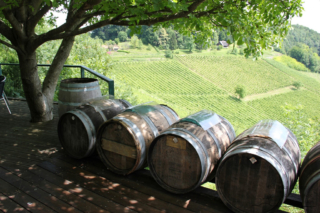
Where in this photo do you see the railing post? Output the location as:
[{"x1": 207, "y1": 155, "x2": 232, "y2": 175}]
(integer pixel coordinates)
[
  {"x1": 109, "y1": 80, "x2": 115, "y2": 96},
  {"x1": 0, "y1": 64, "x2": 2, "y2": 75},
  {"x1": 81, "y1": 67, "x2": 85, "y2": 78}
]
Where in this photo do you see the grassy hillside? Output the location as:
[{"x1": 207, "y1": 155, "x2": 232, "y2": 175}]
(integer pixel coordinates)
[{"x1": 112, "y1": 54, "x2": 320, "y2": 135}]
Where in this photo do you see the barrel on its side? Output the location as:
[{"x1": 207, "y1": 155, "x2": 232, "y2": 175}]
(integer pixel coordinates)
[
  {"x1": 58, "y1": 99, "x2": 131, "y2": 159},
  {"x1": 299, "y1": 141, "x2": 320, "y2": 213},
  {"x1": 96, "y1": 104, "x2": 180, "y2": 175},
  {"x1": 148, "y1": 110, "x2": 236, "y2": 194},
  {"x1": 58, "y1": 78, "x2": 102, "y2": 117},
  {"x1": 216, "y1": 120, "x2": 300, "y2": 213}
]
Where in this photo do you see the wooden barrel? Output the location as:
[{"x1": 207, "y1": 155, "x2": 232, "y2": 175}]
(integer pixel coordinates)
[
  {"x1": 299, "y1": 141, "x2": 320, "y2": 213},
  {"x1": 58, "y1": 78, "x2": 102, "y2": 117},
  {"x1": 58, "y1": 99, "x2": 131, "y2": 159},
  {"x1": 96, "y1": 104, "x2": 180, "y2": 175},
  {"x1": 216, "y1": 120, "x2": 300, "y2": 213},
  {"x1": 148, "y1": 110, "x2": 236, "y2": 194}
]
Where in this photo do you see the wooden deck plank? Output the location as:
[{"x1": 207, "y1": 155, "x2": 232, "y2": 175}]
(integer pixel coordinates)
[
  {"x1": 3, "y1": 166, "x2": 111, "y2": 213},
  {"x1": 45, "y1": 157, "x2": 193, "y2": 213},
  {"x1": 0, "y1": 167, "x2": 78, "y2": 213},
  {"x1": 0, "y1": 177, "x2": 55, "y2": 213},
  {"x1": 56, "y1": 155, "x2": 225, "y2": 213},
  {"x1": 0, "y1": 192, "x2": 29, "y2": 213},
  {"x1": 27, "y1": 163, "x2": 136, "y2": 213},
  {"x1": 37, "y1": 160, "x2": 165, "y2": 213}
]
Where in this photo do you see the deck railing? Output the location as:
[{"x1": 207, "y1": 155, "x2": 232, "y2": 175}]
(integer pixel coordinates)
[{"x1": 0, "y1": 63, "x2": 114, "y2": 96}]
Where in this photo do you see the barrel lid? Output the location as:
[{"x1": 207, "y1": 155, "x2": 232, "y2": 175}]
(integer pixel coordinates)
[
  {"x1": 235, "y1": 120, "x2": 289, "y2": 149},
  {"x1": 180, "y1": 110, "x2": 221, "y2": 130}
]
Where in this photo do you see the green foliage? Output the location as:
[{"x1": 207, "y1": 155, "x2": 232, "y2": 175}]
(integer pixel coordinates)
[
  {"x1": 114, "y1": 38, "x2": 120, "y2": 45},
  {"x1": 281, "y1": 104, "x2": 320, "y2": 158},
  {"x1": 282, "y1": 25, "x2": 320, "y2": 56},
  {"x1": 118, "y1": 31, "x2": 128, "y2": 42},
  {"x1": 130, "y1": 35, "x2": 138, "y2": 48},
  {"x1": 217, "y1": 45, "x2": 222, "y2": 50},
  {"x1": 164, "y1": 50, "x2": 173, "y2": 59},
  {"x1": 292, "y1": 81, "x2": 302, "y2": 89},
  {"x1": 235, "y1": 85, "x2": 246, "y2": 99},
  {"x1": 273, "y1": 55, "x2": 309, "y2": 72},
  {"x1": 146, "y1": 44, "x2": 152, "y2": 51},
  {"x1": 264, "y1": 59, "x2": 320, "y2": 95},
  {"x1": 117, "y1": 50, "x2": 130, "y2": 53},
  {"x1": 177, "y1": 55, "x2": 294, "y2": 96}
]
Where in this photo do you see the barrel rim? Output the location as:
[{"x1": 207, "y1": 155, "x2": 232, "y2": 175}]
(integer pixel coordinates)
[
  {"x1": 96, "y1": 116, "x2": 142, "y2": 175},
  {"x1": 302, "y1": 171, "x2": 320, "y2": 211},
  {"x1": 60, "y1": 78, "x2": 99, "y2": 84},
  {"x1": 216, "y1": 148, "x2": 286, "y2": 213},
  {"x1": 148, "y1": 129, "x2": 208, "y2": 194},
  {"x1": 58, "y1": 110, "x2": 93, "y2": 159}
]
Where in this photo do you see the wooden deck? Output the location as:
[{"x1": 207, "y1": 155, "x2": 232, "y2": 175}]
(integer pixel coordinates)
[{"x1": 0, "y1": 100, "x2": 301, "y2": 213}]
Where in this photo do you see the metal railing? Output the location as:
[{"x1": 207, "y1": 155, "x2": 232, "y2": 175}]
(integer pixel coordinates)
[{"x1": 0, "y1": 63, "x2": 114, "y2": 96}]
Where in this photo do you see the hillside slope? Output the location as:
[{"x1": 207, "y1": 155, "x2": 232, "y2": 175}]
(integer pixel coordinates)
[{"x1": 112, "y1": 56, "x2": 320, "y2": 133}]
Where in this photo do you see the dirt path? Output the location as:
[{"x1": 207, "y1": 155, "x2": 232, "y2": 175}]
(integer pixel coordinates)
[{"x1": 244, "y1": 86, "x2": 297, "y2": 101}]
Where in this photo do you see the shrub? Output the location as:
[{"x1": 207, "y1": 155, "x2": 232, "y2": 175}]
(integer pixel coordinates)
[
  {"x1": 217, "y1": 45, "x2": 222, "y2": 50},
  {"x1": 293, "y1": 81, "x2": 302, "y2": 89},
  {"x1": 175, "y1": 51, "x2": 179, "y2": 54},
  {"x1": 164, "y1": 50, "x2": 173, "y2": 59},
  {"x1": 146, "y1": 44, "x2": 151, "y2": 51},
  {"x1": 114, "y1": 38, "x2": 120, "y2": 45},
  {"x1": 274, "y1": 55, "x2": 309, "y2": 72},
  {"x1": 235, "y1": 85, "x2": 246, "y2": 99}
]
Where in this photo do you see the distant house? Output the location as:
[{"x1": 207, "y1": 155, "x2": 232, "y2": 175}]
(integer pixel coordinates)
[
  {"x1": 113, "y1": 45, "x2": 119, "y2": 51},
  {"x1": 217, "y1": 41, "x2": 229, "y2": 48}
]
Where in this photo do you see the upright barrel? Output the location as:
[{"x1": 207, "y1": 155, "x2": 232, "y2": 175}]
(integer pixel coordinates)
[
  {"x1": 299, "y1": 141, "x2": 320, "y2": 213},
  {"x1": 216, "y1": 120, "x2": 300, "y2": 213},
  {"x1": 58, "y1": 98, "x2": 131, "y2": 159},
  {"x1": 96, "y1": 103, "x2": 180, "y2": 175},
  {"x1": 148, "y1": 110, "x2": 236, "y2": 194},
  {"x1": 58, "y1": 78, "x2": 102, "y2": 117}
]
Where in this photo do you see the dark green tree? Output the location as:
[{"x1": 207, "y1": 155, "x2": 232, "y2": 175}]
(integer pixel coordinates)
[{"x1": 169, "y1": 32, "x2": 178, "y2": 50}]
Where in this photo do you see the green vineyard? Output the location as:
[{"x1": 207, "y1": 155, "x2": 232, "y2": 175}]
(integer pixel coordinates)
[{"x1": 112, "y1": 55, "x2": 320, "y2": 134}]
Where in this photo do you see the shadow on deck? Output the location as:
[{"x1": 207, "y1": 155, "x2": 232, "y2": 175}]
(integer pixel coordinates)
[{"x1": 0, "y1": 100, "x2": 300, "y2": 212}]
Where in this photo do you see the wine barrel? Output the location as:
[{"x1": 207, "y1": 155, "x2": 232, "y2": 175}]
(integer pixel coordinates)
[
  {"x1": 216, "y1": 120, "x2": 300, "y2": 213},
  {"x1": 299, "y1": 141, "x2": 320, "y2": 213},
  {"x1": 96, "y1": 104, "x2": 180, "y2": 175},
  {"x1": 148, "y1": 110, "x2": 236, "y2": 194},
  {"x1": 58, "y1": 99, "x2": 131, "y2": 159},
  {"x1": 58, "y1": 78, "x2": 102, "y2": 117}
]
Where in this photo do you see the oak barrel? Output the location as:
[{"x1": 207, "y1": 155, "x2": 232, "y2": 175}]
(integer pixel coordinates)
[
  {"x1": 58, "y1": 98, "x2": 131, "y2": 159},
  {"x1": 299, "y1": 141, "x2": 320, "y2": 213},
  {"x1": 216, "y1": 120, "x2": 301, "y2": 213},
  {"x1": 148, "y1": 110, "x2": 236, "y2": 194},
  {"x1": 96, "y1": 103, "x2": 180, "y2": 175},
  {"x1": 58, "y1": 78, "x2": 102, "y2": 117}
]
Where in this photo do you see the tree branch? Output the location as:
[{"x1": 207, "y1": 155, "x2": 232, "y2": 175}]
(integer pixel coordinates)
[
  {"x1": 2, "y1": 10, "x2": 26, "y2": 40},
  {"x1": 0, "y1": 21, "x2": 14, "y2": 41},
  {"x1": 28, "y1": 4, "x2": 52, "y2": 34},
  {"x1": 0, "y1": 39, "x2": 22, "y2": 54}
]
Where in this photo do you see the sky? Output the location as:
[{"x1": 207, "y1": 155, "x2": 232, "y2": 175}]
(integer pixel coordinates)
[{"x1": 291, "y1": 0, "x2": 320, "y2": 33}]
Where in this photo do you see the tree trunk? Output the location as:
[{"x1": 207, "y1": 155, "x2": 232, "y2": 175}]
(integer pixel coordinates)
[
  {"x1": 17, "y1": 36, "x2": 75, "y2": 122},
  {"x1": 18, "y1": 51, "x2": 52, "y2": 122}
]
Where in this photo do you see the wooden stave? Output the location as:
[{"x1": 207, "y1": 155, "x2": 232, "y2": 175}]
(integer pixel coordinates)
[
  {"x1": 299, "y1": 141, "x2": 320, "y2": 213},
  {"x1": 58, "y1": 78, "x2": 102, "y2": 117},
  {"x1": 216, "y1": 135, "x2": 300, "y2": 213},
  {"x1": 148, "y1": 115, "x2": 235, "y2": 194},
  {"x1": 96, "y1": 105, "x2": 180, "y2": 175},
  {"x1": 58, "y1": 99, "x2": 129, "y2": 159}
]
